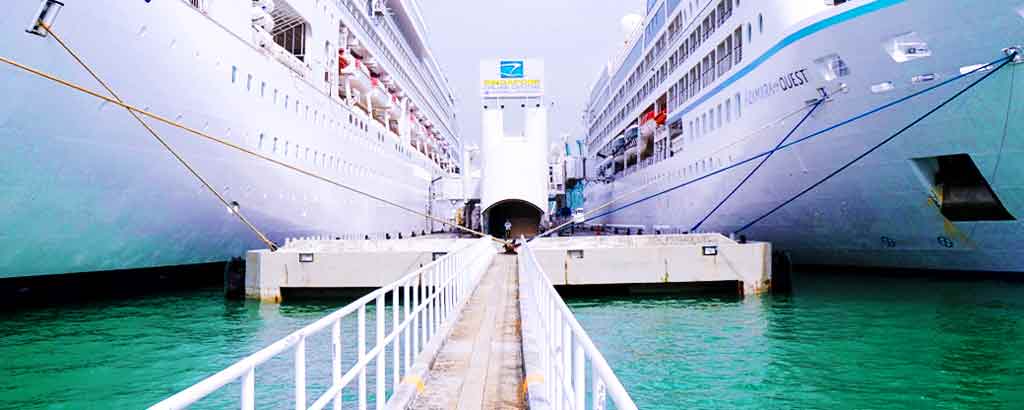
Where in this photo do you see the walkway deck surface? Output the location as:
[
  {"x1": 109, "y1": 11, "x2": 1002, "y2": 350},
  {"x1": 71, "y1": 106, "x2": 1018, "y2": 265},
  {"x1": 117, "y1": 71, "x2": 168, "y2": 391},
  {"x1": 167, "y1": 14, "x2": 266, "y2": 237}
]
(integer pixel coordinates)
[{"x1": 409, "y1": 254, "x2": 526, "y2": 410}]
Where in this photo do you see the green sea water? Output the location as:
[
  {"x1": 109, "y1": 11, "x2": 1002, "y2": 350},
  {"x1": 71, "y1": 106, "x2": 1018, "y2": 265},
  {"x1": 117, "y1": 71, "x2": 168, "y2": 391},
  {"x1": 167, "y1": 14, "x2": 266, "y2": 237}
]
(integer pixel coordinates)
[
  {"x1": 1, "y1": 271, "x2": 1022, "y2": 409},
  {"x1": 570, "y1": 272, "x2": 1024, "y2": 409}
]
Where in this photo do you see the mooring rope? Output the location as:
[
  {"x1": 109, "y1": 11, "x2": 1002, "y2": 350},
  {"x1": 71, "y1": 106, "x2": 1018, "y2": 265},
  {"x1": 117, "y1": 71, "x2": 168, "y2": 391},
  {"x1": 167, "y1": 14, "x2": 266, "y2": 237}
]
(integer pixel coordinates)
[
  {"x1": 691, "y1": 98, "x2": 825, "y2": 232},
  {"x1": 532, "y1": 99, "x2": 828, "y2": 241},
  {"x1": 3, "y1": 26, "x2": 503, "y2": 246},
  {"x1": 534, "y1": 54, "x2": 1013, "y2": 240},
  {"x1": 40, "y1": 24, "x2": 279, "y2": 251},
  {"x1": 736, "y1": 54, "x2": 1016, "y2": 233}
]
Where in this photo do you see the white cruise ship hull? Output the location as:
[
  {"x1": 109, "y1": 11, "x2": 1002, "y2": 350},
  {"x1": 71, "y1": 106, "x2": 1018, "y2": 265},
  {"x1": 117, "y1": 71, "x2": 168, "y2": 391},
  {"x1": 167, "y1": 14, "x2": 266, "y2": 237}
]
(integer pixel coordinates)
[
  {"x1": 587, "y1": 0, "x2": 1024, "y2": 272},
  {"x1": 0, "y1": 1, "x2": 441, "y2": 278}
]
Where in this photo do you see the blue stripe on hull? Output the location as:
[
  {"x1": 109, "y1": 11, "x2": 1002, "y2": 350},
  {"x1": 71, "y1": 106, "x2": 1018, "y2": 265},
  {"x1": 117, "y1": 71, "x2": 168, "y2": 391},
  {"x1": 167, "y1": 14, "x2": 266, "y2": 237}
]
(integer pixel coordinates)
[{"x1": 669, "y1": 0, "x2": 905, "y2": 123}]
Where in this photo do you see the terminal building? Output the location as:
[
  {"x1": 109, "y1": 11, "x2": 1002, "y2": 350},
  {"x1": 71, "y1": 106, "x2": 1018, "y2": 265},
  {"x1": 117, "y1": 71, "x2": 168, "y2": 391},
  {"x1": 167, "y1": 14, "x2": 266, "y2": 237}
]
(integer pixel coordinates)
[{"x1": 479, "y1": 59, "x2": 549, "y2": 237}]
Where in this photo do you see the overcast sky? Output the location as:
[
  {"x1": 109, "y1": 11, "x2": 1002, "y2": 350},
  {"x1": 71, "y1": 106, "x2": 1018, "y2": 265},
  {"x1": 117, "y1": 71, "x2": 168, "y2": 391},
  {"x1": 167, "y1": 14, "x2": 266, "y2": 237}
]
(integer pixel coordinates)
[{"x1": 418, "y1": 0, "x2": 642, "y2": 147}]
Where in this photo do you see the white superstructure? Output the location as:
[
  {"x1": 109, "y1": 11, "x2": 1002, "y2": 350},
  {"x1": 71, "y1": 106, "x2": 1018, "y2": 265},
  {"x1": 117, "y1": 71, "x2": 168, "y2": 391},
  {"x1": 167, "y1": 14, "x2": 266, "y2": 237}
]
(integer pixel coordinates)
[
  {"x1": 583, "y1": 0, "x2": 1024, "y2": 272},
  {"x1": 0, "y1": 0, "x2": 463, "y2": 277}
]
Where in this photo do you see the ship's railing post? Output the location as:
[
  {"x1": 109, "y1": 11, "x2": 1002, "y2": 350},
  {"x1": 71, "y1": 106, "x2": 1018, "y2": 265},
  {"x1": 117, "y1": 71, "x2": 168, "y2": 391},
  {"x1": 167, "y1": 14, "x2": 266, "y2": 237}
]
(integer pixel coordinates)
[
  {"x1": 241, "y1": 367, "x2": 254, "y2": 410},
  {"x1": 147, "y1": 237, "x2": 498, "y2": 410},
  {"x1": 392, "y1": 283, "x2": 400, "y2": 392},
  {"x1": 358, "y1": 305, "x2": 367, "y2": 410},
  {"x1": 404, "y1": 278, "x2": 411, "y2": 374},
  {"x1": 332, "y1": 319, "x2": 342, "y2": 410},
  {"x1": 295, "y1": 335, "x2": 306, "y2": 410},
  {"x1": 375, "y1": 293, "x2": 385, "y2": 410},
  {"x1": 518, "y1": 239, "x2": 638, "y2": 410}
]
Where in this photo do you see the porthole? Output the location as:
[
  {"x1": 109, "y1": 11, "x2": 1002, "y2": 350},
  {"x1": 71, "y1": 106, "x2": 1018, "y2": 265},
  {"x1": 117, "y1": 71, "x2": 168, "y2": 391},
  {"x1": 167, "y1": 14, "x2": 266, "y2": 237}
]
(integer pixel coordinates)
[{"x1": 758, "y1": 14, "x2": 764, "y2": 33}]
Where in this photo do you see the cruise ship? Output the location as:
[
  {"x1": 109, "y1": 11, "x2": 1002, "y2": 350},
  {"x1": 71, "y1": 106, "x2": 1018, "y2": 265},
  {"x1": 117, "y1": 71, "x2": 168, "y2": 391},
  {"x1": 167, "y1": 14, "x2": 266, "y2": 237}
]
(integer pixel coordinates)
[
  {"x1": 0, "y1": 0, "x2": 462, "y2": 278},
  {"x1": 583, "y1": 0, "x2": 1024, "y2": 272}
]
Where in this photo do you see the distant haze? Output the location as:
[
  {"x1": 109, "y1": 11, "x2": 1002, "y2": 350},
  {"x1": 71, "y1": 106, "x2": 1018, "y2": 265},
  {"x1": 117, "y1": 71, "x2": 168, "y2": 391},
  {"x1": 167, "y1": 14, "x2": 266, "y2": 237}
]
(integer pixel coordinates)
[{"x1": 418, "y1": 0, "x2": 642, "y2": 146}]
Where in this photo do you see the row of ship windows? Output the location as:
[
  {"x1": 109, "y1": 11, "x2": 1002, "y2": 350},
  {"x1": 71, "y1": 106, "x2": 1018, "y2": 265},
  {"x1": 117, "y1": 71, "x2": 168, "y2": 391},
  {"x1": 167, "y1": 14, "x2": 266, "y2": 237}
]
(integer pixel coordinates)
[
  {"x1": 593, "y1": 0, "x2": 755, "y2": 142},
  {"x1": 187, "y1": 0, "x2": 435, "y2": 165},
  {"x1": 256, "y1": 133, "x2": 384, "y2": 181},
  {"x1": 229, "y1": 63, "x2": 422, "y2": 165},
  {"x1": 678, "y1": 93, "x2": 743, "y2": 147}
]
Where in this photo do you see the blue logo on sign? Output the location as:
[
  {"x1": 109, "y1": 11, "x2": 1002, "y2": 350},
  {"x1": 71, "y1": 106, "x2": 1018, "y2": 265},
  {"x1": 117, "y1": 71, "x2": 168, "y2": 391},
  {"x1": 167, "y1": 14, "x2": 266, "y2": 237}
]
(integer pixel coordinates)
[{"x1": 500, "y1": 60, "x2": 524, "y2": 78}]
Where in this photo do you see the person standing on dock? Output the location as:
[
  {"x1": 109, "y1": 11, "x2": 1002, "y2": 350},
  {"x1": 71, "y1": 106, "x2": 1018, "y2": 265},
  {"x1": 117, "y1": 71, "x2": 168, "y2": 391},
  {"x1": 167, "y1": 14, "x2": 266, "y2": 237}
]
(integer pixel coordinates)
[{"x1": 504, "y1": 219, "x2": 512, "y2": 239}]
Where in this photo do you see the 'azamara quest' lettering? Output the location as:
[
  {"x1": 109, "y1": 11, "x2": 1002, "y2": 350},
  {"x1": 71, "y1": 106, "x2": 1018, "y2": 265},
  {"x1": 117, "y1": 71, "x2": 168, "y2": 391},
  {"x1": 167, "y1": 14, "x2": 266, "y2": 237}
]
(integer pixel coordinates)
[{"x1": 745, "y1": 68, "x2": 811, "y2": 106}]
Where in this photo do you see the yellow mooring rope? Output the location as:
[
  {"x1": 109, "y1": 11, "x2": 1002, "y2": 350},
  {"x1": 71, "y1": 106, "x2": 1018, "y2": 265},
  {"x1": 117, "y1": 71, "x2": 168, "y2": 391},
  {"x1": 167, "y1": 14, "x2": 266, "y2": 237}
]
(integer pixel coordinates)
[
  {"x1": 41, "y1": 23, "x2": 279, "y2": 251},
  {"x1": 3, "y1": 24, "x2": 503, "y2": 247}
]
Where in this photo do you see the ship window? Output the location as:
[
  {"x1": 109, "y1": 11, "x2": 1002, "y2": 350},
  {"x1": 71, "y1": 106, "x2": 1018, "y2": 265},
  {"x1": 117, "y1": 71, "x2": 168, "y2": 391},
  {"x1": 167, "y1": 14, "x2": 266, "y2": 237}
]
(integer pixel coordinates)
[
  {"x1": 726, "y1": 99, "x2": 732, "y2": 122},
  {"x1": 260, "y1": 82, "x2": 266, "y2": 97},
  {"x1": 758, "y1": 14, "x2": 764, "y2": 33},
  {"x1": 273, "y1": 89, "x2": 278, "y2": 103},
  {"x1": 246, "y1": 74, "x2": 252, "y2": 91},
  {"x1": 258, "y1": 133, "x2": 265, "y2": 150},
  {"x1": 231, "y1": 66, "x2": 237, "y2": 83},
  {"x1": 747, "y1": 23, "x2": 752, "y2": 42},
  {"x1": 272, "y1": 137, "x2": 278, "y2": 153},
  {"x1": 285, "y1": 141, "x2": 290, "y2": 156},
  {"x1": 886, "y1": 32, "x2": 932, "y2": 63},
  {"x1": 735, "y1": 93, "x2": 742, "y2": 118},
  {"x1": 285, "y1": 95, "x2": 289, "y2": 109}
]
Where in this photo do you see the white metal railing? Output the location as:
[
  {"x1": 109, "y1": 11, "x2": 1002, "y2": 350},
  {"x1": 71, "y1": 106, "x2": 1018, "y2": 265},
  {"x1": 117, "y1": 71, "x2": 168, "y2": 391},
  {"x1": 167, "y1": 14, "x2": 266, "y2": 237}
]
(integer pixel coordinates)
[
  {"x1": 518, "y1": 240, "x2": 638, "y2": 410},
  {"x1": 149, "y1": 237, "x2": 497, "y2": 410}
]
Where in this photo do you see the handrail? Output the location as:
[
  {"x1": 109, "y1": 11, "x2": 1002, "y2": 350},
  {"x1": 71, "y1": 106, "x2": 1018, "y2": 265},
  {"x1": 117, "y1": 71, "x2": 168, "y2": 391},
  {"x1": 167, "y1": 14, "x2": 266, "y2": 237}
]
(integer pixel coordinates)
[
  {"x1": 518, "y1": 240, "x2": 638, "y2": 410},
  {"x1": 149, "y1": 237, "x2": 498, "y2": 410}
]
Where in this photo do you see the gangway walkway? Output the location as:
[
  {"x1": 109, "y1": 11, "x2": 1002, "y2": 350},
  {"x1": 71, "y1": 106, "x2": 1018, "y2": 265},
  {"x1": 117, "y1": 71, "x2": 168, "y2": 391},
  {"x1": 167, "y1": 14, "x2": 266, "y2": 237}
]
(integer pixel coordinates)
[
  {"x1": 149, "y1": 237, "x2": 637, "y2": 410},
  {"x1": 405, "y1": 254, "x2": 524, "y2": 409}
]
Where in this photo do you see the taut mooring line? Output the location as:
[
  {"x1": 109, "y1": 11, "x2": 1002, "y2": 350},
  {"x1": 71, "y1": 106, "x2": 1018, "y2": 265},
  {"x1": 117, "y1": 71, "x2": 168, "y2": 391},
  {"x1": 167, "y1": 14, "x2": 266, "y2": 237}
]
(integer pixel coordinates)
[
  {"x1": 0, "y1": 25, "x2": 504, "y2": 246},
  {"x1": 40, "y1": 23, "x2": 279, "y2": 251}
]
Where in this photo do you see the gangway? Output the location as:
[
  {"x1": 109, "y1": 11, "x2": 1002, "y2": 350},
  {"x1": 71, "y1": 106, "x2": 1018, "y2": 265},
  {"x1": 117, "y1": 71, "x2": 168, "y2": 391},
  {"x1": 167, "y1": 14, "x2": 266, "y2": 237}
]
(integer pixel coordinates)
[{"x1": 148, "y1": 236, "x2": 637, "y2": 410}]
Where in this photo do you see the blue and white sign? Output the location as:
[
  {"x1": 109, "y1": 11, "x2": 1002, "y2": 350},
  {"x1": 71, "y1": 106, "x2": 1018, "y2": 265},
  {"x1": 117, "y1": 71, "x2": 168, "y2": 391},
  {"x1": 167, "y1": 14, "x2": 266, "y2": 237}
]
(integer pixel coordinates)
[
  {"x1": 481, "y1": 58, "x2": 544, "y2": 98},
  {"x1": 500, "y1": 60, "x2": 524, "y2": 78}
]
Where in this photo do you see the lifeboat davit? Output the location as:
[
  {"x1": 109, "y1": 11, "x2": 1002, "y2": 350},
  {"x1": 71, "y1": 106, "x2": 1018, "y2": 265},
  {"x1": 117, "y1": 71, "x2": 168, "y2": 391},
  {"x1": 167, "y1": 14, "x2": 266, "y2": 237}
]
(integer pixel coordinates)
[
  {"x1": 345, "y1": 59, "x2": 373, "y2": 94},
  {"x1": 337, "y1": 50, "x2": 352, "y2": 74},
  {"x1": 639, "y1": 110, "x2": 665, "y2": 156},
  {"x1": 639, "y1": 111, "x2": 657, "y2": 138},
  {"x1": 387, "y1": 94, "x2": 402, "y2": 116},
  {"x1": 369, "y1": 78, "x2": 393, "y2": 108}
]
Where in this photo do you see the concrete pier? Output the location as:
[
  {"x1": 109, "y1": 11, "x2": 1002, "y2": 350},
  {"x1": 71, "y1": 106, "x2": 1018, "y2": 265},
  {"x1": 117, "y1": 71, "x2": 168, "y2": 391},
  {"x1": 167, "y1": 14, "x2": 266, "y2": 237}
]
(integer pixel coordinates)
[
  {"x1": 528, "y1": 234, "x2": 772, "y2": 296},
  {"x1": 244, "y1": 233, "x2": 771, "y2": 302},
  {"x1": 244, "y1": 237, "x2": 477, "y2": 302}
]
